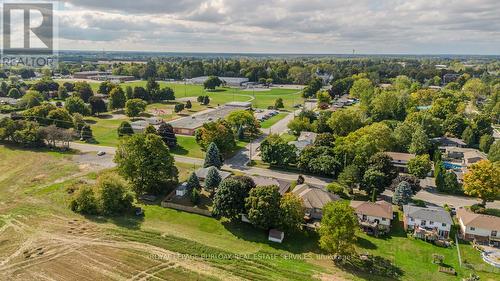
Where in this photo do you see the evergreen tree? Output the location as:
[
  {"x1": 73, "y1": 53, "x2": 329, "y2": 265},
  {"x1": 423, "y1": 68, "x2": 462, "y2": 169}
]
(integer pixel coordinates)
[
  {"x1": 392, "y1": 181, "x2": 413, "y2": 206},
  {"x1": 204, "y1": 167, "x2": 221, "y2": 191},
  {"x1": 204, "y1": 142, "x2": 223, "y2": 168},
  {"x1": 80, "y1": 125, "x2": 93, "y2": 141},
  {"x1": 434, "y1": 160, "x2": 446, "y2": 191},
  {"x1": 191, "y1": 187, "x2": 200, "y2": 205},
  {"x1": 186, "y1": 172, "x2": 200, "y2": 190},
  {"x1": 157, "y1": 123, "x2": 177, "y2": 148}
]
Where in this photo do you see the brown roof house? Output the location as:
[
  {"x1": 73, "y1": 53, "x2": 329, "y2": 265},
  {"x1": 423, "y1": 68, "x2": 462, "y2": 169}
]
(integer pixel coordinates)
[
  {"x1": 292, "y1": 184, "x2": 340, "y2": 220},
  {"x1": 385, "y1": 152, "x2": 416, "y2": 173},
  {"x1": 350, "y1": 200, "x2": 393, "y2": 236},
  {"x1": 457, "y1": 207, "x2": 500, "y2": 247}
]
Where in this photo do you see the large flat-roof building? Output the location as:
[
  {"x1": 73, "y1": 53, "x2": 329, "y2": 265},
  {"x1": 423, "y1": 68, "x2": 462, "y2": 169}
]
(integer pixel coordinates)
[
  {"x1": 73, "y1": 71, "x2": 108, "y2": 79},
  {"x1": 168, "y1": 103, "x2": 251, "y2": 135}
]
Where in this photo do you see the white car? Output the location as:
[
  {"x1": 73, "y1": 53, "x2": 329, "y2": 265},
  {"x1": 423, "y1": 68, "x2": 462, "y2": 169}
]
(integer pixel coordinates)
[{"x1": 97, "y1": 151, "x2": 106, "y2": 156}]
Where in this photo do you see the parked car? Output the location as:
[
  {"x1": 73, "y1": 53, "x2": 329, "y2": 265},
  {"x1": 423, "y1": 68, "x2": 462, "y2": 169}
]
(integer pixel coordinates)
[{"x1": 97, "y1": 151, "x2": 106, "y2": 156}]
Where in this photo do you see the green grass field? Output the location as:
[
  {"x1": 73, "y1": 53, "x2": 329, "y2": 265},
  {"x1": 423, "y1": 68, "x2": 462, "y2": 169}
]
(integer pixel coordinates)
[
  {"x1": 1, "y1": 144, "x2": 497, "y2": 280},
  {"x1": 354, "y1": 211, "x2": 499, "y2": 281},
  {"x1": 57, "y1": 79, "x2": 302, "y2": 110}
]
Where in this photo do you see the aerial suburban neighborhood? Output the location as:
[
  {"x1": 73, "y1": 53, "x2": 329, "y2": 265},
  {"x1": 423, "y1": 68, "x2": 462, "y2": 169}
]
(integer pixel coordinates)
[{"x1": 0, "y1": 1, "x2": 499, "y2": 281}]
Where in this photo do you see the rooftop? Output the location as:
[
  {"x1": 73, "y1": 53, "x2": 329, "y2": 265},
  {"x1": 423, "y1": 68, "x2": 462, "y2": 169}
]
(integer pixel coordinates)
[
  {"x1": 403, "y1": 205, "x2": 453, "y2": 225},
  {"x1": 195, "y1": 167, "x2": 231, "y2": 181},
  {"x1": 350, "y1": 200, "x2": 393, "y2": 219},
  {"x1": 168, "y1": 105, "x2": 244, "y2": 130},
  {"x1": 250, "y1": 176, "x2": 291, "y2": 195},
  {"x1": 457, "y1": 207, "x2": 500, "y2": 230},
  {"x1": 385, "y1": 152, "x2": 416, "y2": 162},
  {"x1": 292, "y1": 184, "x2": 340, "y2": 210}
]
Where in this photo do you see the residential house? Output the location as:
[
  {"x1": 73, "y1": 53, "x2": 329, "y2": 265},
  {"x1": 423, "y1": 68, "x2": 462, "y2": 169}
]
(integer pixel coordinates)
[
  {"x1": 250, "y1": 175, "x2": 291, "y2": 195},
  {"x1": 385, "y1": 152, "x2": 416, "y2": 173},
  {"x1": 463, "y1": 150, "x2": 486, "y2": 167},
  {"x1": 292, "y1": 184, "x2": 340, "y2": 220},
  {"x1": 456, "y1": 207, "x2": 500, "y2": 247},
  {"x1": 433, "y1": 137, "x2": 466, "y2": 148},
  {"x1": 350, "y1": 200, "x2": 393, "y2": 235},
  {"x1": 403, "y1": 205, "x2": 453, "y2": 240},
  {"x1": 289, "y1": 131, "x2": 317, "y2": 153},
  {"x1": 194, "y1": 167, "x2": 231, "y2": 183}
]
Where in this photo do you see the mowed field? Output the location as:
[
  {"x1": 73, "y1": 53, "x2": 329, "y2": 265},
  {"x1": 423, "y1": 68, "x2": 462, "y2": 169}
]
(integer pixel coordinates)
[
  {"x1": 1, "y1": 144, "x2": 497, "y2": 281},
  {"x1": 63, "y1": 80, "x2": 301, "y2": 156},
  {"x1": 58, "y1": 79, "x2": 302, "y2": 110}
]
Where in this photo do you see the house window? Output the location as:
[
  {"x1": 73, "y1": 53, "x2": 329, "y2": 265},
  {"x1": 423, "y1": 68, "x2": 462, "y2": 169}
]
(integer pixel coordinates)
[
  {"x1": 421, "y1": 220, "x2": 426, "y2": 226},
  {"x1": 410, "y1": 218, "x2": 414, "y2": 222},
  {"x1": 382, "y1": 218, "x2": 386, "y2": 221},
  {"x1": 442, "y1": 223, "x2": 446, "y2": 227},
  {"x1": 430, "y1": 221, "x2": 434, "y2": 225},
  {"x1": 492, "y1": 231, "x2": 498, "y2": 237},
  {"x1": 470, "y1": 227, "x2": 475, "y2": 231}
]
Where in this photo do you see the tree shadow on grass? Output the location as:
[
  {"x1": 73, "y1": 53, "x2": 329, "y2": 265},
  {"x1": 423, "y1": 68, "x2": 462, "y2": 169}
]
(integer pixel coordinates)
[
  {"x1": 171, "y1": 145, "x2": 189, "y2": 156},
  {"x1": 85, "y1": 212, "x2": 144, "y2": 230},
  {"x1": 336, "y1": 254, "x2": 403, "y2": 281},
  {"x1": 221, "y1": 221, "x2": 323, "y2": 254},
  {"x1": 357, "y1": 236, "x2": 378, "y2": 250},
  {"x1": 95, "y1": 114, "x2": 113, "y2": 119}
]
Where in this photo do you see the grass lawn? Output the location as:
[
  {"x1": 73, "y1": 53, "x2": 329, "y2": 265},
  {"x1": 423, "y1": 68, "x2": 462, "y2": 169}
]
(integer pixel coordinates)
[
  {"x1": 1, "y1": 144, "x2": 497, "y2": 281},
  {"x1": 354, "y1": 210, "x2": 499, "y2": 281},
  {"x1": 172, "y1": 135, "x2": 204, "y2": 158},
  {"x1": 56, "y1": 79, "x2": 302, "y2": 110},
  {"x1": 260, "y1": 113, "x2": 289, "y2": 129}
]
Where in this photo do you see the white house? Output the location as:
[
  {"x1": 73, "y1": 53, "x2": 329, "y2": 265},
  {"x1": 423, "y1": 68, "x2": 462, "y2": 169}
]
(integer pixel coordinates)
[
  {"x1": 456, "y1": 207, "x2": 500, "y2": 247},
  {"x1": 350, "y1": 200, "x2": 393, "y2": 235},
  {"x1": 403, "y1": 205, "x2": 452, "y2": 239}
]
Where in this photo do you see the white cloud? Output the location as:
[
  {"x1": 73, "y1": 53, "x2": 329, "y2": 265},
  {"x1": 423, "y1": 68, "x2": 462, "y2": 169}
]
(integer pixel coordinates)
[{"x1": 55, "y1": 0, "x2": 500, "y2": 54}]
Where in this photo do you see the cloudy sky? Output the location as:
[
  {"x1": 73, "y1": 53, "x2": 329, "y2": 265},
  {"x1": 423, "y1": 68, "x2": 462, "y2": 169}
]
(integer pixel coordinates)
[{"x1": 53, "y1": 0, "x2": 500, "y2": 54}]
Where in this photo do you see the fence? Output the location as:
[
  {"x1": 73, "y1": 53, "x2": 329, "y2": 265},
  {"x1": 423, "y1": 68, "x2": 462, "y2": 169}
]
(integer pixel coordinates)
[{"x1": 160, "y1": 201, "x2": 212, "y2": 217}]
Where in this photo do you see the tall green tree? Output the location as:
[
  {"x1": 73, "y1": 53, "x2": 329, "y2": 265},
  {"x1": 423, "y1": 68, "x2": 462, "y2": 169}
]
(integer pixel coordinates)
[
  {"x1": 260, "y1": 134, "x2": 297, "y2": 167},
  {"x1": 108, "y1": 87, "x2": 126, "y2": 110},
  {"x1": 212, "y1": 177, "x2": 253, "y2": 220},
  {"x1": 114, "y1": 134, "x2": 178, "y2": 196},
  {"x1": 392, "y1": 181, "x2": 413, "y2": 206},
  {"x1": 408, "y1": 154, "x2": 432, "y2": 179},
  {"x1": 245, "y1": 185, "x2": 281, "y2": 229},
  {"x1": 186, "y1": 172, "x2": 201, "y2": 190},
  {"x1": 204, "y1": 142, "x2": 223, "y2": 168},
  {"x1": 204, "y1": 167, "x2": 222, "y2": 192},
  {"x1": 319, "y1": 201, "x2": 358, "y2": 259},
  {"x1": 279, "y1": 193, "x2": 304, "y2": 232}
]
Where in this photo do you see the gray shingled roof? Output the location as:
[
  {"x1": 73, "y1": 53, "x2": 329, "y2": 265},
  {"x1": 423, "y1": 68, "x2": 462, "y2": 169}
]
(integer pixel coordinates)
[{"x1": 403, "y1": 205, "x2": 452, "y2": 224}]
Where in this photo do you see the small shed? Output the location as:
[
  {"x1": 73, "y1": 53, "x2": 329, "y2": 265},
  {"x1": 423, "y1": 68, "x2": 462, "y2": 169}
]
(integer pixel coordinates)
[
  {"x1": 268, "y1": 229, "x2": 284, "y2": 243},
  {"x1": 176, "y1": 183, "x2": 189, "y2": 197}
]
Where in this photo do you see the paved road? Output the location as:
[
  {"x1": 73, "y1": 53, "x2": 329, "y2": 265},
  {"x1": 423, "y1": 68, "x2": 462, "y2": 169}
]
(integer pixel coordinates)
[
  {"x1": 69, "y1": 142, "x2": 203, "y2": 166},
  {"x1": 382, "y1": 189, "x2": 500, "y2": 209}
]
